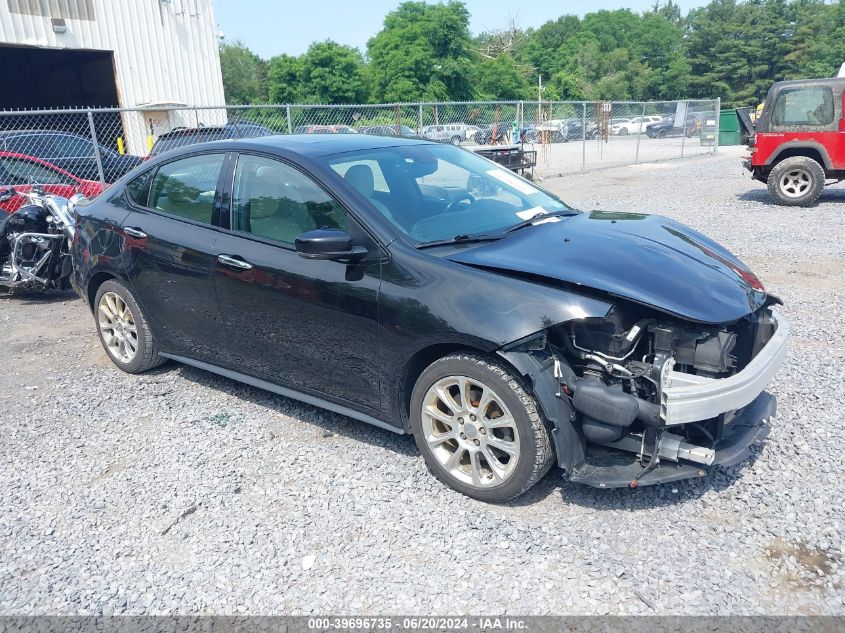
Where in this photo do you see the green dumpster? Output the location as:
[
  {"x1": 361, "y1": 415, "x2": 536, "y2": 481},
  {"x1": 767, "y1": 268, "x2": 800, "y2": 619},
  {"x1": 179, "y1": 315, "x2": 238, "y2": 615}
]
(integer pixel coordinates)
[{"x1": 718, "y1": 109, "x2": 741, "y2": 146}]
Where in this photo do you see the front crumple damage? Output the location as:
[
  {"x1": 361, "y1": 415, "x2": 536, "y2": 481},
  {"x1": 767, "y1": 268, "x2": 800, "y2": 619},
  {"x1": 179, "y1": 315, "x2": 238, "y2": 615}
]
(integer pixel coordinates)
[{"x1": 498, "y1": 300, "x2": 787, "y2": 489}]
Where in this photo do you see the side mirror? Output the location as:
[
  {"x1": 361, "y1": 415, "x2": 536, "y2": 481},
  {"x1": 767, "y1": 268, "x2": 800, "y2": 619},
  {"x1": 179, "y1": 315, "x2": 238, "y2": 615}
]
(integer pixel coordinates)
[
  {"x1": 295, "y1": 229, "x2": 367, "y2": 262},
  {"x1": 0, "y1": 188, "x2": 16, "y2": 203}
]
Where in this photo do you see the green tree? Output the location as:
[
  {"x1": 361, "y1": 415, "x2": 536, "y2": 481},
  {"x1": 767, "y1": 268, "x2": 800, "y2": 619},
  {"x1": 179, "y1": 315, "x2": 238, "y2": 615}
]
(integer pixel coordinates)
[
  {"x1": 367, "y1": 1, "x2": 476, "y2": 102},
  {"x1": 267, "y1": 54, "x2": 302, "y2": 104},
  {"x1": 685, "y1": 0, "x2": 793, "y2": 106},
  {"x1": 475, "y1": 54, "x2": 532, "y2": 100},
  {"x1": 299, "y1": 41, "x2": 367, "y2": 104},
  {"x1": 219, "y1": 41, "x2": 267, "y2": 104}
]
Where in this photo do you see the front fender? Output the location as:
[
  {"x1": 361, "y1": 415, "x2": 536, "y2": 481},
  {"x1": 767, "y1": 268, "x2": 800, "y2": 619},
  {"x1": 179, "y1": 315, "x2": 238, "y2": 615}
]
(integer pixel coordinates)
[{"x1": 498, "y1": 347, "x2": 584, "y2": 475}]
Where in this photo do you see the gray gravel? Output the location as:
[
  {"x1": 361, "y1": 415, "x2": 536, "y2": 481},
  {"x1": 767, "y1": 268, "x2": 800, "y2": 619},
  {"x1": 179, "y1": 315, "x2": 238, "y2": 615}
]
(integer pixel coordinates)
[{"x1": 1, "y1": 146, "x2": 844, "y2": 615}]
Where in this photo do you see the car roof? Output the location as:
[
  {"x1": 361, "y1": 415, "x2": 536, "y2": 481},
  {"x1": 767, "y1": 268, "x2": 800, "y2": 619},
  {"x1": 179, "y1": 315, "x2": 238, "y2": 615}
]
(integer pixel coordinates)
[
  {"x1": 770, "y1": 77, "x2": 845, "y2": 90},
  {"x1": 0, "y1": 129, "x2": 83, "y2": 138},
  {"x1": 155, "y1": 133, "x2": 436, "y2": 159}
]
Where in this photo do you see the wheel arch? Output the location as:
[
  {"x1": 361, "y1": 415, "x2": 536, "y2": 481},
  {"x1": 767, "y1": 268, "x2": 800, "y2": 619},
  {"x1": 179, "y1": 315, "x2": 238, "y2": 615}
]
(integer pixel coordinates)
[
  {"x1": 86, "y1": 270, "x2": 120, "y2": 312},
  {"x1": 766, "y1": 142, "x2": 832, "y2": 170},
  {"x1": 399, "y1": 342, "x2": 522, "y2": 433}
]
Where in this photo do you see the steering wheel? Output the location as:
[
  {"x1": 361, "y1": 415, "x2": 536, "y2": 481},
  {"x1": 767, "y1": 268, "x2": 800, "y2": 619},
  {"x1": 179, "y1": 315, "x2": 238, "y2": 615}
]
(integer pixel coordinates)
[{"x1": 444, "y1": 194, "x2": 476, "y2": 213}]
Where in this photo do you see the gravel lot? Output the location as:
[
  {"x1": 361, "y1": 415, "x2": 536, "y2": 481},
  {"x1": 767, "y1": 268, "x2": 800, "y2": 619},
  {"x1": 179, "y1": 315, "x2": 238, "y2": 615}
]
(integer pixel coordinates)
[{"x1": 1, "y1": 146, "x2": 843, "y2": 616}]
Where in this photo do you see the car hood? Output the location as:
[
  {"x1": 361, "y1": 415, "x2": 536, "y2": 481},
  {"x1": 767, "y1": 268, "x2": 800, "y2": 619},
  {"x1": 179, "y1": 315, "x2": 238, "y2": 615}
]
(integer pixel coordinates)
[{"x1": 446, "y1": 211, "x2": 768, "y2": 324}]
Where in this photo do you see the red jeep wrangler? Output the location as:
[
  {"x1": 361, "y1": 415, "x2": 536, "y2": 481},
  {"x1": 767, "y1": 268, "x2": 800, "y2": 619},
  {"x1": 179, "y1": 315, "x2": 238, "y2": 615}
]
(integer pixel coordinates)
[{"x1": 745, "y1": 77, "x2": 845, "y2": 206}]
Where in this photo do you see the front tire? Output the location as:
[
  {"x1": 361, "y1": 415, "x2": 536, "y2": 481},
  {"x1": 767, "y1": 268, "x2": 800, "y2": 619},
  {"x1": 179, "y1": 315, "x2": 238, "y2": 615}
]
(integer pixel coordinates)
[
  {"x1": 94, "y1": 279, "x2": 165, "y2": 373},
  {"x1": 410, "y1": 353, "x2": 554, "y2": 502},
  {"x1": 766, "y1": 156, "x2": 825, "y2": 206},
  {"x1": 450, "y1": 135, "x2": 462, "y2": 145}
]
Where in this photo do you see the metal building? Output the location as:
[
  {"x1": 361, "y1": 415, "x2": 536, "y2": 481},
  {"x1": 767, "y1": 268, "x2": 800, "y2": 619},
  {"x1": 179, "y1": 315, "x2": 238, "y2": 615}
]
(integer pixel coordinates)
[{"x1": 0, "y1": 0, "x2": 226, "y2": 154}]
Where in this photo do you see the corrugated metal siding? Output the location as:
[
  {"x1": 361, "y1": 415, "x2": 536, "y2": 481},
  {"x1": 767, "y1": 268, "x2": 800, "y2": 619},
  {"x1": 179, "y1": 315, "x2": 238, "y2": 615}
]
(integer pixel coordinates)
[
  {"x1": 8, "y1": 0, "x2": 96, "y2": 21},
  {"x1": 0, "y1": 0, "x2": 225, "y2": 109}
]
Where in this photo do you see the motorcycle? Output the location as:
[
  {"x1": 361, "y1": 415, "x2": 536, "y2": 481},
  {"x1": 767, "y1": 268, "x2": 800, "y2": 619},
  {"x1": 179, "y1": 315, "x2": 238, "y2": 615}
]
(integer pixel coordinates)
[{"x1": 0, "y1": 186, "x2": 86, "y2": 292}]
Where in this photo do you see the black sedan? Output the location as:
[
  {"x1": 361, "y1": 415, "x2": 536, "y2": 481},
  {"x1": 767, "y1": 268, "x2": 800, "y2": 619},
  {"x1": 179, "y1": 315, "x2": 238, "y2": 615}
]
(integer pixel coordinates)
[
  {"x1": 70, "y1": 134, "x2": 788, "y2": 501},
  {"x1": 0, "y1": 130, "x2": 142, "y2": 182}
]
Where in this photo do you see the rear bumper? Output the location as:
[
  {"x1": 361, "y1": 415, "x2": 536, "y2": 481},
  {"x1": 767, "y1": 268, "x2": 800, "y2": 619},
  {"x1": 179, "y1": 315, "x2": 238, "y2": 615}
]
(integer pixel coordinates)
[{"x1": 569, "y1": 390, "x2": 775, "y2": 488}]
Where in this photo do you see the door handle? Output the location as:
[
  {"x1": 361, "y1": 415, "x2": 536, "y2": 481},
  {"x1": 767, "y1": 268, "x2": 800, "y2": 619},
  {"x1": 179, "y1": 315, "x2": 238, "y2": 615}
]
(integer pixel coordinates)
[
  {"x1": 124, "y1": 227, "x2": 147, "y2": 239},
  {"x1": 217, "y1": 254, "x2": 253, "y2": 270}
]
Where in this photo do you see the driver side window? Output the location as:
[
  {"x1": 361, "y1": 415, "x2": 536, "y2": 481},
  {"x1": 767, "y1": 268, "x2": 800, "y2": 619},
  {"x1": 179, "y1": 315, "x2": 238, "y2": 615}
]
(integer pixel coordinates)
[
  {"x1": 232, "y1": 154, "x2": 348, "y2": 245},
  {"x1": 0, "y1": 156, "x2": 74, "y2": 185}
]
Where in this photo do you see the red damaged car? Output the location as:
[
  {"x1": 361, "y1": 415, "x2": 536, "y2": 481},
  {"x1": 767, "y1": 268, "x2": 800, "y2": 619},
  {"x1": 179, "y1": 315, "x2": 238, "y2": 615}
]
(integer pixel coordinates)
[{"x1": 0, "y1": 151, "x2": 104, "y2": 214}]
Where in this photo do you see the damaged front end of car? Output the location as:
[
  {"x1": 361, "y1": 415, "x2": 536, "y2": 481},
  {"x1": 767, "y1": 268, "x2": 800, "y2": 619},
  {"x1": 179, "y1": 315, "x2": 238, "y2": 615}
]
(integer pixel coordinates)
[{"x1": 499, "y1": 300, "x2": 788, "y2": 488}]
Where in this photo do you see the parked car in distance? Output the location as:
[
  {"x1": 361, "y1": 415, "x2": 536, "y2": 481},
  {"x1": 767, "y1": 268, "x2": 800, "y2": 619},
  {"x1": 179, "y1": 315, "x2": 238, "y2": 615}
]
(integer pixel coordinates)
[
  {"x1": 744, "y1": 77, "x2": 845, "y2": 206},
  {"x1": 473, "y1": 123, "x2": 512, "y2": 145},
  {"x1": 611, "y1": 116, "x2": 662, "y2": 135},
  {"x1": 0, "y1": 151, "x2": 103, "y2": 213},
  {"x1": 535, "y1": 119, "x2": 598, "y2": 142},
  {"x1": 0, "y1": 130, "x2": 142, "y2": 182},
  {"x1": 422, "y1": 124, "x2": 480, "y2": 145},
  {"x1": 292, "y1": 125, "x2": 358, "y2": 134},
  {"x1": 359, "y1": 124, "x2": 417, "y2": 137},
  {"x1": 150, "y1": 121, "x2": 273, "y2": 157},
  {"x1": 645, "y1": 114, "x2": 703, "y2": 139},
  {"x1": 71, "y1": 134, "x2": 788, "y2": 502}
]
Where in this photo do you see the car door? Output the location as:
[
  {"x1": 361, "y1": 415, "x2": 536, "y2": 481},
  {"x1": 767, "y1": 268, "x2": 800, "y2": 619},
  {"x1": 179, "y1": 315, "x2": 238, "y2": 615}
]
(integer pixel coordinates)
[
  {"x1": 121, "y1": 152, "x2": 229, "y2": 360},
  {"x1": 212, "y1": 152, "x2": 383, "y2": 411}
]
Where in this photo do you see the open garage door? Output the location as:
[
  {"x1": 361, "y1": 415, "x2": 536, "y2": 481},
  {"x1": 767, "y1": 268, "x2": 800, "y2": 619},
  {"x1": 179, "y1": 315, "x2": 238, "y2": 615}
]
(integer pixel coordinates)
[
  {"x1": 0, "y1": 46, "x2": 119, "y2": 110},
  {"x1": 0, "y1": 46, "x2": 123, "y2": 152}
]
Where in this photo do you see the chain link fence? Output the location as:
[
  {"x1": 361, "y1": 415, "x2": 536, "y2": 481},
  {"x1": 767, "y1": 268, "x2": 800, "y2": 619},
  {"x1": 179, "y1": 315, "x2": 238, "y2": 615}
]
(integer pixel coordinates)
[{"x1": 0, "y1": 99, "x2": 719, "y2": 190}]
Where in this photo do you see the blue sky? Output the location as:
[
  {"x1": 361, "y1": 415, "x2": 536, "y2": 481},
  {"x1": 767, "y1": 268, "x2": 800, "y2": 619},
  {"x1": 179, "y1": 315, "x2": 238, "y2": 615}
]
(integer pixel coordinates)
[{"x1": 211, "y1": 0, "x2": 709, "y2": 59}]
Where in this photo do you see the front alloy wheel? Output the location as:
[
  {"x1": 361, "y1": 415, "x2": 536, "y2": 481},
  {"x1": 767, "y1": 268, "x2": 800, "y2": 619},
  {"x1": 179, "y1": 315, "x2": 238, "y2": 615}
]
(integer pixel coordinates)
[
  {"x1": 421, "y1": 375, "x2": 520, "y2": 488},
  {"x1": 410, "y1": 353, "x2": 554, "y2": 502}
]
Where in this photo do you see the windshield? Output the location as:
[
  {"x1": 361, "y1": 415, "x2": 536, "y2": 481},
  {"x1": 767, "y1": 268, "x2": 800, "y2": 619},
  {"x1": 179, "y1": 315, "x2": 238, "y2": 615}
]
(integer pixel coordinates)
[{"x1": 323, "y1": 143, "x2": 570, "y2": 243}]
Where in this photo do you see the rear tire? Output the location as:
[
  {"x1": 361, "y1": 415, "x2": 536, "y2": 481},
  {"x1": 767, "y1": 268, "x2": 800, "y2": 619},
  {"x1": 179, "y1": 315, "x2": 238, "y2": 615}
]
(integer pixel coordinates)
[
  {"x1": 450, "y1": 136, "x2": 462, "y2": 145},
  {"x1": 94, "y1": 279, "x2": 165, "y2": 374},
  {"x1": 410, "y1": 353, "x2": 554, "y2": 502},
  {"x1": 766, "y1": 156, "x2": 825, "y2": 206}
]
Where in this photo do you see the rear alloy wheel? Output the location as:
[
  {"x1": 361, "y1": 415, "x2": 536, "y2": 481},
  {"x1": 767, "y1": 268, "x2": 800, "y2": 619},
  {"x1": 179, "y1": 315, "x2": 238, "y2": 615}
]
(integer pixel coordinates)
[
  {"x1": 95, "y1": 280, "x2": 165, "y2": 373},
  {"x1": 410, "y1": 353, "x2": 554, "y2": 502},
  {"x1": 767, "y1": 156, "x2": 825, "y2": 206},
  {"x1": 450, "y1": 135, "x2": 462, "y2": 145},
  {"x1": 618, "y1": 127, "x2": 628, "y2": 136}
]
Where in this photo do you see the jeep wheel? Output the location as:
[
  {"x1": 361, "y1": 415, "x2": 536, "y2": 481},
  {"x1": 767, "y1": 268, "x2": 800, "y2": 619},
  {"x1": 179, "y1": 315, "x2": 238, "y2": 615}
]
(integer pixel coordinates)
[
  {"x1": 410, "y1": 353, "x2": 555, "y2": 502},
  {"x1": 767, "y1": 156, "x2": 825, "y2": 206}
]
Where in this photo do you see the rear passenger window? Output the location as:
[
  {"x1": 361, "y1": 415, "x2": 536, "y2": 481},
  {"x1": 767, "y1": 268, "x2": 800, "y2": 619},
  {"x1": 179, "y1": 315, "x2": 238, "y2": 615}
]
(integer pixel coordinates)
[
  {"x1": 125, "y1": 170, "x2": 153, "y2": 205},
  {"x1": 148, "y1": 154, "x2": 224, "y2": 223}
]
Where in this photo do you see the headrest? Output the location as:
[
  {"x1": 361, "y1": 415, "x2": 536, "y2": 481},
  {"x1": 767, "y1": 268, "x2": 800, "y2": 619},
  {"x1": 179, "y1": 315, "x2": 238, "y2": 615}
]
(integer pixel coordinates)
[{"x1": 345, "y1": 164, "x2": 374, "y2": 198}]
